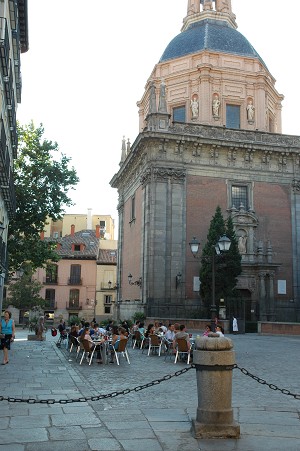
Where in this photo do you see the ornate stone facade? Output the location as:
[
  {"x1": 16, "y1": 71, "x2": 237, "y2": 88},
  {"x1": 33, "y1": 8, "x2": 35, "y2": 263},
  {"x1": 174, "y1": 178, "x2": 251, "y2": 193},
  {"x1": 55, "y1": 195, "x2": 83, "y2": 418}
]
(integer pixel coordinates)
[{"x1": 110, "y1": 1, "x2": 300, "y2": 326}]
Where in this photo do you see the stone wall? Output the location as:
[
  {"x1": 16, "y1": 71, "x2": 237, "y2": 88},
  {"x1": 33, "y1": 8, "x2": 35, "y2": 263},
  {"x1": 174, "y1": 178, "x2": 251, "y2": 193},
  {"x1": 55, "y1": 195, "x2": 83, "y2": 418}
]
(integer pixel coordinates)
[{"x1": 258, "y1": 321, "x2": 300, "y2": 335}]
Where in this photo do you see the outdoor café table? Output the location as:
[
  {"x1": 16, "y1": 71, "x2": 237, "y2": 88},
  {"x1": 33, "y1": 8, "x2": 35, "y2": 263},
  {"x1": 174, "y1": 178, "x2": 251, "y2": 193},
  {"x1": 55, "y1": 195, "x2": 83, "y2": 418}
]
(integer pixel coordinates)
[{"x1": 92, "y1": 336, "x2": 112, "y2": 364}]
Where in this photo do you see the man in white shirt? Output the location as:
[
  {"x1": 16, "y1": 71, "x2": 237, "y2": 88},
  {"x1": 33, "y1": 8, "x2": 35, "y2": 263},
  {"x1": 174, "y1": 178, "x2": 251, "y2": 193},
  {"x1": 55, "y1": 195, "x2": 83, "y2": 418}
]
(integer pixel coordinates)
[{"x1": 165, "y1": 324, "x2": 175, "y2": 342}]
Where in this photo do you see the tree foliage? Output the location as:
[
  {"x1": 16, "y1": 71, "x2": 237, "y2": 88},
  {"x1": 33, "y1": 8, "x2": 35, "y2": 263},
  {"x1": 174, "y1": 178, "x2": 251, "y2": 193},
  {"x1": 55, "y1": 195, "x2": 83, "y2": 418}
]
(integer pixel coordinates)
[
  {"x1": 199, "y1": 206, "x2": 242, "y2": 314},
  {"x1": 8, "y1": 122, "x2": 79, "y2": 273},
  {"x1": 5, "y1": 265, "x2": 46, "y2": 310}
]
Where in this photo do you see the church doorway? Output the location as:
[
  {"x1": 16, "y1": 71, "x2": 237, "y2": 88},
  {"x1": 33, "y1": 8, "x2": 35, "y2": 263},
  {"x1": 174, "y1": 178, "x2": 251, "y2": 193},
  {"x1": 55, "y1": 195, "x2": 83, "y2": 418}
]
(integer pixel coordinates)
[{"x1": 227, "y1": 289, "x2": 257, "y2": 333}]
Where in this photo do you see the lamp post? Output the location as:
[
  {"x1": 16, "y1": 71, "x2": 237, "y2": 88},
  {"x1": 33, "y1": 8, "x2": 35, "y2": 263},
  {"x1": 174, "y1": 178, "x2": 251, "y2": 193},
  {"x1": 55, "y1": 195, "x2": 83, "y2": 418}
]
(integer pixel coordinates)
[
  {"x1": 128, "y1": 273, "x2": 142, "y2": 287},
  {"x1": 189, "y1": 235, "x2": 231, "y2": 331}
]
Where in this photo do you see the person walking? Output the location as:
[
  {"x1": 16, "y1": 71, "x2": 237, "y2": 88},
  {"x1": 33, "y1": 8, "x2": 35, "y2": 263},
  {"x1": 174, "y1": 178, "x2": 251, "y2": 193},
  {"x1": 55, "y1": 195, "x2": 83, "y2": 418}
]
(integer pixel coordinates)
[
  {"x1": 232, "y1": 317, "x2": 238, "y2": 334},
  {"x1": 0, "y1": 310, "x2": 15, "y2": 364}
]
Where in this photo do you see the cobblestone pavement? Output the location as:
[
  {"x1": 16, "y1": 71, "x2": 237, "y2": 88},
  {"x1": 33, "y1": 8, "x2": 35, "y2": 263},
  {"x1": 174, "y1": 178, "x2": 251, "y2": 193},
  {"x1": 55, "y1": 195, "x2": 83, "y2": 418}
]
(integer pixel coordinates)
[{"x1": 0, "y1": 329, "x2": 299, "y2": 450}]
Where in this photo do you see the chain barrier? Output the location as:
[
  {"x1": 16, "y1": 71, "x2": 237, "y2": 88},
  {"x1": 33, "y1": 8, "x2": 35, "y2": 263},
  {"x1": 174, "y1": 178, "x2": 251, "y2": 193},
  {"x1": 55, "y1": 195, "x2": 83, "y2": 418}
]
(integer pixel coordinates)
[
  {"x1": 1, "y1": 362, "x2": 300, "y2": 404},
  {"x1": 234, "y1": 364, "x2": 300, "y2": 400},
  {"x1": 0, "y1": 365, "x2": 194, "y2": 404}
]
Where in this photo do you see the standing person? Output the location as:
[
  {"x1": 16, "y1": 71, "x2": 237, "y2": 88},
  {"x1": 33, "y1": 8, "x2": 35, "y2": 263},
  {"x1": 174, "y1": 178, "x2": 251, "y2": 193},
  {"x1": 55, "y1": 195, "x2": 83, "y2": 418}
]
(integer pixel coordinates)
[
  {"x1": 58, "y1": 318, "x2": 66, "y2": 334},
  {"x1": 232, "y1": 317, "x2": 238, "y2": 334},
  {"x1": 0, "y1": 310, "x2": 15, "y2": 364}
]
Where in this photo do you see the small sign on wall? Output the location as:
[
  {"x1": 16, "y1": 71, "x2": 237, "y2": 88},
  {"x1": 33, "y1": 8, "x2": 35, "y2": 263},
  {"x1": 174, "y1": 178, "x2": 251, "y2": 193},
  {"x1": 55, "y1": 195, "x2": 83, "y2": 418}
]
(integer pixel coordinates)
[
  {"x1": 193, "y1": 276, "x2": 201, "y2": 292},
  {"x1": 277, "y1": 280, "x2": 286, "y2": 295}
]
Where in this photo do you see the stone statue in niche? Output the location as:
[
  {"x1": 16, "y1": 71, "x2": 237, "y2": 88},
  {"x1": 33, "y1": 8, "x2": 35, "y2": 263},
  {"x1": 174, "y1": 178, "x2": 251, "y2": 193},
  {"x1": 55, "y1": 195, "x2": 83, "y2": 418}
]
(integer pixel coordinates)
[
  {"x1": 247, "y1": 100, "x2": 255, "y2": 121},
  {"x1": 238, "y1": 235, "x2": 247, "y2": 254},
  {"x1": 190, "y1": 97, "x2": 199, "y2": 118},
  {"x1": 212, "y1": 95, "x2": 220, "y2": 117}
]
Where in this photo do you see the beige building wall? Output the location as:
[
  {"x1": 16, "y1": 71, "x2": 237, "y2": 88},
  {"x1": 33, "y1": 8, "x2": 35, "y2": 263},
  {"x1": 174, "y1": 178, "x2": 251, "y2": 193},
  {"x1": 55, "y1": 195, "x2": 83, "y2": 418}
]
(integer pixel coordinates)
[
  {"x1": 36, "y1": 259, "x2": 97, "y2": 323},
  {"x1": 43, "y1": 212, "x2": 115, "y2": 240},
  {"x1": 95, "y1": 240, "x2": 118, "y2": 321}
]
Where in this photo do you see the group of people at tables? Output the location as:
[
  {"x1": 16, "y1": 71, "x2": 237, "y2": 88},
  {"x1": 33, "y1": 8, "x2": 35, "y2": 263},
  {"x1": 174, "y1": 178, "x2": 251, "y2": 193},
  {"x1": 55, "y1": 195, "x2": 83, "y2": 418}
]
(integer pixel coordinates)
[
  {"x1": 132, "y1": 320, "x2": 225, "y2": 355},
  {"x1": 132, "y1": 321, "x2": 193, "y2": 355},
  {"x1": 60, "y1": 318, "x2": 225, "y2": 364},
  {"x1": 66, "y1": 320, "x2": 130, "y2": 364}
]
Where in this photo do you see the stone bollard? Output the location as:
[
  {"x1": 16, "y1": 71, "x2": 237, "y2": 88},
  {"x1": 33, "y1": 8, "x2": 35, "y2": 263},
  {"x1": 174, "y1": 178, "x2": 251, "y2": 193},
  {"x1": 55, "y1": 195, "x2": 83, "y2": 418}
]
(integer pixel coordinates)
[{"x1": 192, "y1": 335, "x2": 240, "y2": 439}]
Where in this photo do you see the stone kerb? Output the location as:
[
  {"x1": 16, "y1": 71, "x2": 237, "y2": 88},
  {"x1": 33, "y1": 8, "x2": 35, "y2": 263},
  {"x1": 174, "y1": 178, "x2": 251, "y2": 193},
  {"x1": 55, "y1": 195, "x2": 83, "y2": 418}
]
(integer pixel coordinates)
[{"x1": 192, "y1": 335, "x2": 240, "y2": 439}]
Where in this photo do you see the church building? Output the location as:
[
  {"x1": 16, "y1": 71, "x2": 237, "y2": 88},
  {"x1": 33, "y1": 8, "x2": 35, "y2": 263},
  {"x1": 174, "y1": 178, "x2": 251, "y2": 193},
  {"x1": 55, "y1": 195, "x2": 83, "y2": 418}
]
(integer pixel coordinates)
[{"x1": 110, "y1": 0, "x2": 300, "y2": 329}]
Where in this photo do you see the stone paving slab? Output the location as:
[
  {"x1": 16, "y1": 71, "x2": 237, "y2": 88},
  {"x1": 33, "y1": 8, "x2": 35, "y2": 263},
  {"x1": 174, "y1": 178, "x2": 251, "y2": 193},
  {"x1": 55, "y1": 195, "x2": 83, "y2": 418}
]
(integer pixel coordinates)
[{"x1": 0, "y1": 330, "x2": 299, "y2": 450}]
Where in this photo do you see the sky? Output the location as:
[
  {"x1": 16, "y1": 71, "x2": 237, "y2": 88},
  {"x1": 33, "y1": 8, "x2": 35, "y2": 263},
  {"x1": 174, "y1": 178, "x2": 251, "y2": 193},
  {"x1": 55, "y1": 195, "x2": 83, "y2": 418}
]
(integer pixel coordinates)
[{"x1": 17, "y1": 1, "x2": 300, "y2": 227}]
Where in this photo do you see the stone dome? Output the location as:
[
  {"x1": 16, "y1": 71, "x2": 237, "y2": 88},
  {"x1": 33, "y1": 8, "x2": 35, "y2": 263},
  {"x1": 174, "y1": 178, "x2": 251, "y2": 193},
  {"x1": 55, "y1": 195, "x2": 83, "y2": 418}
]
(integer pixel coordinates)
[{"x1": 159, "y1": 19, "x2": 265, "y2": 67}]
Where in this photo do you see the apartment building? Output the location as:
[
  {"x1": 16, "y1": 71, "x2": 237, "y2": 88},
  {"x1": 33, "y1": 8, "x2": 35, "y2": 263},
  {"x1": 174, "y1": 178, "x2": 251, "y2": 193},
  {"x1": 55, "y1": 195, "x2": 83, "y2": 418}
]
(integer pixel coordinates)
[
  {"x1": 35, "y1": 212, "x2": 117, "y2": 324},
  {"x1": 0, "y1": 0, "x2": 28, "y2": 311}
]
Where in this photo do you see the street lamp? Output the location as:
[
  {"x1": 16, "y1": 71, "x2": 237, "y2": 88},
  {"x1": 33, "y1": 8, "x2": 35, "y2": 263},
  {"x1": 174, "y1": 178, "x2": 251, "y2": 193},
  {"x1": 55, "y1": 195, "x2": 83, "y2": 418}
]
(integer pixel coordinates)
[
  {"x1": 128, "y1": 273, "x2": 142, "y2": 287},
  {"x1": 175, "y1": 272, "x2": 182, "y2": 289},
  {"x1": 189, "y1": 234, "x2": 231, "y2": 331}
]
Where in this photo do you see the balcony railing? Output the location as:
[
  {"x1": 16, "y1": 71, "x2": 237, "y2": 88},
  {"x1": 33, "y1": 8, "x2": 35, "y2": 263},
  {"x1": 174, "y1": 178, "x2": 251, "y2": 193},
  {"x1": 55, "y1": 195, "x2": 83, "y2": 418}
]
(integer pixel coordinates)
[
  {"x1": 1, "y1": 169, "x2": 16, "y2": 219},
  {"x1": 46, "y1": 301, "x2": 57, "y2": 310},
  {"x1": 68, "y1": 277, "x2": 82, "y2": 285},
  {"x1": 43, "y1": 276, "x2": 59, "y2": 285},
  {"x1": 0, "y1": 17, "x2": 10, "y2": 78},
  {"x1": 66, "y1": 301, "x2": 82, "y2": 310}
]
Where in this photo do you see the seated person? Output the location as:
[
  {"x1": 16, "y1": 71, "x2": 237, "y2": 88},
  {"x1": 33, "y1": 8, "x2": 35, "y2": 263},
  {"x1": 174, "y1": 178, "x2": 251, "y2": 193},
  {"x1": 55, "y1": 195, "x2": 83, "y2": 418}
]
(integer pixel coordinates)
[
  {"x1": 215, "y1": 324, "x2": 225, "y2": 337},
  {"x1": 69, "y1": 323, "x2": 79, "y2": 337},
  {"x1": 165, "y1": 323, "x2": 175, "y2": 342},
  {"x1": 78, "y1": 322, "x2": 90, "y2": 337},
  {"x1": 174, "y1": 324, "x2": 191, "y2": 350},
  {"x1": 109, "y1": 326, "x2": 127, "y2": 363},
  {"x1": 174, "y1": 323, "x2": 180, "y2": 334},
  {"x1": 131, "y1": 320, "x2": 140, "y2": 334},
  {"x1": 121, "y1": 321, "x2": 129, "y2": 335},
  {"x1": 202, "y1": 324, "x2": 212, "y2": 337},
  {"x1": 79, "y1": 326, "x2": 104, "y2": 363},
  {"x1": 106, "y1": 320, "x2": 114, "y2": 333},
  {"x1": 159, "y1": 322, "x2": 167, "y2": 334},
  {"x1": 90, "y1": 323, "x2": 105, "y2": 338},
  {"x1": 98, "y1": 324, "x2": 107, "y2": 335},
  {"x1": 144, "y1": 323, "x2": 155, "y2": 338},
  {"x1": 154, "y1": 321, "x2": 160, "y2": 334},
  {"x1": 138, "y1": 322, "x2": 145, "y2": 336}
]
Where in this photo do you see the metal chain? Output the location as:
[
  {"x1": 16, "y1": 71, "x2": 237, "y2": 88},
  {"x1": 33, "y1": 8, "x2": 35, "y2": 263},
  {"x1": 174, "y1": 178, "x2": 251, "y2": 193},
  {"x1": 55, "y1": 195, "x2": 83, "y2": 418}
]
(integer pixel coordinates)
[
  {"x1": 234, "y1": 364, "x2": 300, "y2": 400},
  {"x1": 0, "y1": 365, "x2": 194, "y2": 404},
  {"x1": 1, "y1": 363, "x2": 300, "y2": 404}
]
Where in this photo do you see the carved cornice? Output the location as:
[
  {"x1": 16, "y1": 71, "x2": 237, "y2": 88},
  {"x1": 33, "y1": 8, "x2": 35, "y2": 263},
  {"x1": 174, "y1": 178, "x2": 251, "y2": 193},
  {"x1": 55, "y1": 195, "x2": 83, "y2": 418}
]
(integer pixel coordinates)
[
  {"x1": 231, "y1": 209, "x2": 258, "y2": 226},
  {"x1": 111, "y1": 125, "x2": 300, "y2": 192},
  {"x1": 141, "y1": 167, "x2": 186, "y2": 186},
  {"x1": 169, "y1": 123, "x2": 300, "y2": 149}
]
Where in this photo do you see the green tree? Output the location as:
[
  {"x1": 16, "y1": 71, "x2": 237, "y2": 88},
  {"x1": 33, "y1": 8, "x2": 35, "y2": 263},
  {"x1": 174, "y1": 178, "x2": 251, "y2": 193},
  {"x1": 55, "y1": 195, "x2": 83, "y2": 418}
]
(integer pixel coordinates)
[
  {"x1": 8, "y1": 121, "x2": 79, "y2": 272},
  {"x1": 5, "y1": 265, "x2": 46, "y2": 310},
  {"x1": 199, "y1": 206, "x2": 242, "y2": 314}
]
